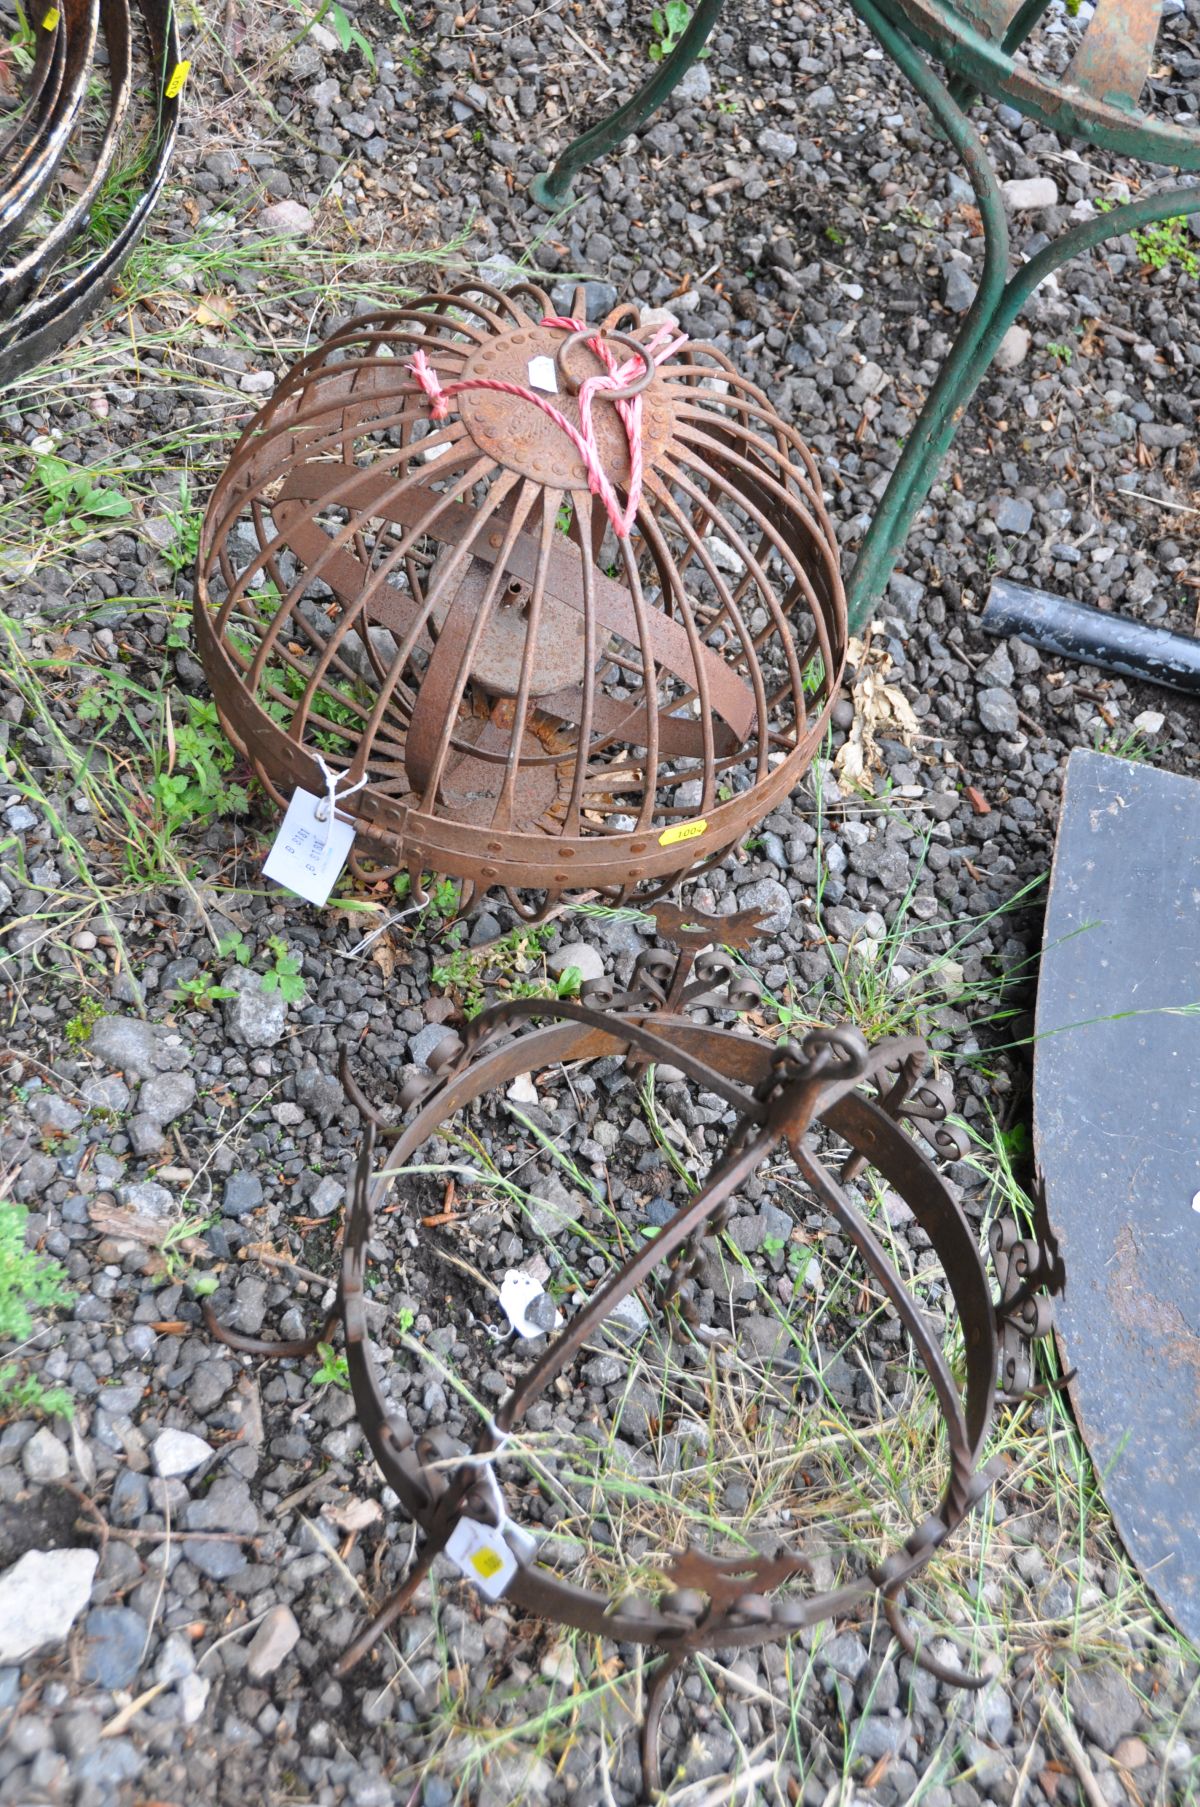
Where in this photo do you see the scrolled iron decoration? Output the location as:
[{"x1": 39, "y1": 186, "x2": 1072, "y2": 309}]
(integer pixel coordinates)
[
  {"x1": 194, "y1": 280, "x2": 847, "y2": 916},
  {"x1": 204, "y1": 987, "x2": 1062, "y2": 1790},
  {"x1": 0, "y1": 0, "x2": 183, "y2": 389}
]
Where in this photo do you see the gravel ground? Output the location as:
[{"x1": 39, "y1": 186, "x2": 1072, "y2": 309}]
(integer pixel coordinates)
[{"x1": 2, "y1": 2, "x2": 1200, "y2": 1804}]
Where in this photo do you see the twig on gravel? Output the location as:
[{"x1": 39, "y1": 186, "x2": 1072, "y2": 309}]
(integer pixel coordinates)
[
  {"x1": 197, "y1": 1606, "x2": 273, "y2": 1668},
  {"x1": 137, "y1": 1488, "x2": 171, "y2": 1670},
  {"x1": 100, "y1": 1680, "x2": 170, "y2": 1738},
  {"x1": 74, "y1": 1520, "x2": 262, "y2": 1548},
  {"x1": 1041, "y1": 1691, "x2": 1110, "y2": 1807}
]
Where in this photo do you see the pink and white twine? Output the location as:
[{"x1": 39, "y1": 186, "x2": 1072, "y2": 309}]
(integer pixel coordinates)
[{"x1": 407, "y1": 313, "x2": 685, "y2": 539}]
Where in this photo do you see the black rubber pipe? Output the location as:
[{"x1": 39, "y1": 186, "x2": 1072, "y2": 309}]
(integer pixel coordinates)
[{"x1": 983, "y1": 578, "x2": 1200, "y2": 698}]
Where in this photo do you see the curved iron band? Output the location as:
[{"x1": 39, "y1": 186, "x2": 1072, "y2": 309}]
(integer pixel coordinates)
[
  {"x1": 0, "y1": 0, "x2": 98, "y2": 255},
  {"x1": 0, "y1": 8, "x2": 62, "y2": 168},
  {"x1": 334, "y1": 1011, "x2": 998, "y2": 1656},
  {"x1": 876, "y1": 0, "x2": 1200, "y2": 169},
  {"x1": 1, "y1": 0, "x2": 134, "y2": 321},
  {"x1": 0, "y1": 0, "x2": 182, "y2": 391}
]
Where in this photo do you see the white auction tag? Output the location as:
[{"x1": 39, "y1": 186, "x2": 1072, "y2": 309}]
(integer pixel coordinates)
[
  {"x1": 498, "y1": 1269, "x2": 562, "y2": 1339},
  {"x1": 527, "y1": 355, "x2": 558, "y2": 394},
  {"x1": 263, "y1": 788, "x2": 356, "y2": 906},
  {"x1": 445, "y1": 1516, "x2": 517, "y2": 1600}
]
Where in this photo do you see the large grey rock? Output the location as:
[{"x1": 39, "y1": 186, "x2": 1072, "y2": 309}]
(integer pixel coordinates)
[
  {"x1": 994, "y1": 495, "x2": 1034, "y2": 535},
  {"x1": 0, "y1": 1550, "x2": 98, "y2": 1664},
  {"x1": 222, "y1": 967, "x2": 287, "y2": 1048},
  {"x1": 994, "y1": 324, "x2": 1031, "y2": 371},
  {"x1": 409, "y1": 1023, "x2": 459, "y2": 1069},
  {"x1": 258, "y1": 199, "x2": 314, "y2": 236},
  {"x1": 245, "y1": 1604, "x2": 301, "y2": 1679},
  {"x1": 88, "y1": 1017, "x2": 157, "y2": 1081},
  {"x1": 127, "y1": 1115, "x2": 168, "y2": 1157},
  {"x1": 136, "y1": 1072, "x2": 195, "y2": 1126}
]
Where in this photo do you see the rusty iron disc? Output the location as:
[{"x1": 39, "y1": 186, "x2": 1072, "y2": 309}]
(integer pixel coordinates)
[
  {"x1": 194, "y1": 280, "x2": 847, "y2": 915},
  {"x1": 1035, "y1": 747, "x2": 1200, "y2": 1643}
]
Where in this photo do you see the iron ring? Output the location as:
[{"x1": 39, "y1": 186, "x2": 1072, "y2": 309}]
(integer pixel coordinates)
[{"x1": 553, "y1": 327, "x2": 657, "y2": 401}]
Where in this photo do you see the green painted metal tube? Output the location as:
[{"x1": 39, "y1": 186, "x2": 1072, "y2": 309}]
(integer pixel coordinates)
[
  {"x1": 846, "y1": 0, "x2": 1200, "y2": 634},
  {"x1": 845, "y1": 0, "x2": 1010, "y2": 632},
  {"x1": 530, "y1": 0, "x2": 726, "y2": 210}
]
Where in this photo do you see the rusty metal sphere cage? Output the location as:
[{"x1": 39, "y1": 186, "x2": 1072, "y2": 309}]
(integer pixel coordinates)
[
  {"x1": 204, "y1": 982, "x2": 1063, "y2": 1791},
  {"x1": 194, "y1": 280, "x2": 847, "y2": 914}
]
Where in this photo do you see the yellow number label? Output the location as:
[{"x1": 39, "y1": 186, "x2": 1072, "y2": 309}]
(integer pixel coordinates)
[
  {"x1": 469, "y1": 1547, "x2": 504, "y2": 1580},
  {"x1": 659, "y1": 818, "x2": 707, "y2": 848},
  {"x1": 42, "y1": 7, "x2": 60, "y2": 28},
  {"x1": 165, "y1": 60, "x2": 191, "y2": 98}
]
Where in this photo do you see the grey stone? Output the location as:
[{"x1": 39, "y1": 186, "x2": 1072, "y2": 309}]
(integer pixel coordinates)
[
  {"x1": 545, "y1": 942, "x2": 605, "y2": 985},
  {"x1": 4, "y1": 803, "x2": 37, "y2": 831},
  {"x1": 183, "y1": 1475, "x2": 258, "y2": 1535},
  {"x1": 136, "y1": 1072, "x2": 195, "y2": 1125},
  {"x1": 608, "y1": 1293, "x2": 650, "y2": 1337},
  {"x1": 673, "y1": 62, "x2": 711, "y2": 103},
  {"x1": 154, "y1": 1633, "x2": 195, "y2": 1686},
  {"x1": 245, "y1": 1604, "x2": 301, "y2": 1679},
  {"x1": 127, "y1": 1113, "x2": 169, "y2": 1156},
  {"x1": 526, "y1": 1177, "x2": 588, "y2": 1239},
  {"x1": 1002, "y1": 176, "x2": 1058, "y2": 210},
  {"x1": 295, "y1": 1068, "x2": 344, "y2": 1126},
  {"x1": 977, "y1": 687, "x2": 1020, "y2": 737},
  {"x1": 80, "y1": 1606, "x2": 146, "y2": 1689},
  {"x1": 994, "y1": 325, "x2": 1031, "y2": 371},
  {"x1": 1068, "y1": 1665, "x2": 1145, "y2": 1754},
  {"x1": 259, "y1": 199, "x2": 314, "y2": 235},
  {"x1": 80, "y1": 1075, "x2": 130, "y2": 1113},
  {"x1": 222, "y1": 967, "x2": 288, "y2": 1048},
  {"x1": 757, "y1": 127, "x2": 798, "y2": 161},
  {"x1": 88, "y1": 1017, "x2": 157, "y2": 1081},
  {"x1": 116, "y1": 1179, "x2": 174, "y2": 1219},
  {"x1": 819, "y1": 1630, "x2": 869, "y2": 1680},
  {"x1": 222, "y1": 1172, "x2": 263, "y2": 1218},
  {"x1": 29, "y1": 1094, "x2": 83, "y2": 1134},
  {"x1": 178, "y1": 1669, "x2": 210, "y2": 1724},
  {"x1": 110, "y1": 1470, "x2": 149, "y2": 1527},
  {"x1": 74, "y1": 1738, "x2": 142, "y2": 1789},
  {"x1": 0, "y1": 1550, "x2": 98, "y2": 1662},
  {"x1": 942, "y1": 261, "x2": 976, "y2": 312},
  {"x1": 152, "y1": 1428, "x2": 213, "y2": 1478},
  {"x1": 20, "y1": 1427, "x2": 68, "y2": 1482},
  {"x1": 309, "y1": 1175, "x2": 344, "y2": 1218},
  {"x1": 410, "y1": 1023, "x2": 459, "y2": 1069},
  {"x1": 855, "y1": 1715, "x2": 910, "y2": 1760},
  {"x1": 994, "y1": 496, "x2": 1034, "y2": 535},
  {"x1": 738, "y1": 878, "x2": 792, "y2": 933},
  {"x1": 977, "y1": 643, "x2": 1014, "y2": 688}
]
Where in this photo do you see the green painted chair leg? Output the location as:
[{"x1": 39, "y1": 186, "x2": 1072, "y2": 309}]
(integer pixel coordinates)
[{"x1": 530, "y1": 0, "x2": 726, "y2": 211}]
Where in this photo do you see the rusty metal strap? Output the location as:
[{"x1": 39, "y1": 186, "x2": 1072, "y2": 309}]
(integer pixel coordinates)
[{"x1": 0, "y1": 0, "x2": 182, "y2": 390}]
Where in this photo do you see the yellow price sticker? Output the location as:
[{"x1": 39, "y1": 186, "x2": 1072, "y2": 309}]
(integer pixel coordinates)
[
  {"x1": 41, "y1": 7, "x2": 60, "y2": 28},
  {"x1": 469, "y1": 1547, "x2": 505, "y2": 1581},
  {"x1": 659, "y1": 818, "x2": 707, "y2": 848},
  {"x1": 165, "y1": 59, "x2": 191, "y2": 98}
]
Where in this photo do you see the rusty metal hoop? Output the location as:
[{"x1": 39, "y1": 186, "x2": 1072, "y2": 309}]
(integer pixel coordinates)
[
  {"x1": 194, "y1": 281, "x2": 847, "y2": 915},
  {"x1": 205, "y1": 992, "x2": 1061, "y2": 1789},
  {"x1": 0, "y1": 0, "x2": 183, "y2": 389}
]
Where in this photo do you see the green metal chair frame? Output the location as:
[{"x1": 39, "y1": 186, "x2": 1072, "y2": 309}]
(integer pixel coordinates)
[{"x1": 531, "y1": 0, "x2": 1200, "y2": 634}]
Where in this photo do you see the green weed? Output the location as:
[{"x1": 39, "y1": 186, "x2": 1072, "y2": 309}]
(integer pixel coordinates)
[
  {"x1": 312, "y1": 1340, "x2": 350, "y2": 1390},
  {"x1": 263, "y1": 935, "x2": 307, "y2": 1004},
  {"x1": 65, "y1": 997, "x2": 104, "y2": 1046},
  {"x1": 33, "y1": 454, "x2": 132, "y2": 536},
  {"x1": 0, "y1": 1200, "x2": 74, "y2": 1422},
  {"x1": 649, "y1": 2, "x2": 701, "y2": 62}
]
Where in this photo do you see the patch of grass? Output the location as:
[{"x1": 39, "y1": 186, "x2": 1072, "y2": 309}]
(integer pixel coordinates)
[
  {"x1": 0, "y1": 1199, "x2": 74, "y2": 1421},
  {"x1": 65, "y1": 996, "x2": 105, "y2": 1046},
  {"x1": 431, "y1": 922, "x2": 580, "y2": 1021}
]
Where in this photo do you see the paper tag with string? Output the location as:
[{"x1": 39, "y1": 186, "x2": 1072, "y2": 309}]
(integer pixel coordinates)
[
  {"x1": 263, "y1": 790, "x2": 356, "y2": 905},
  {"x1": 264, "y1": 759, "x2": 367, "y2": 905},
  {"x1": 445, "y1": 1517, "x2": 518, "y2": 1600}
]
